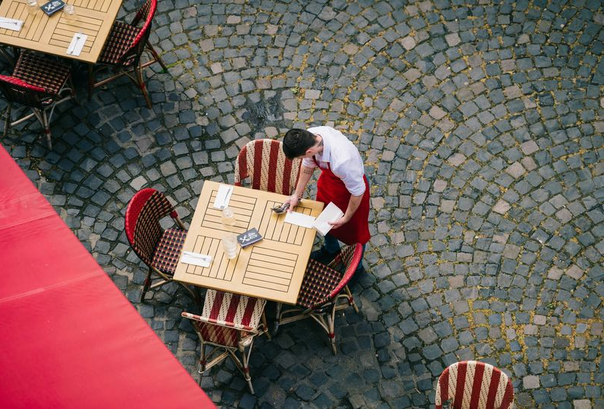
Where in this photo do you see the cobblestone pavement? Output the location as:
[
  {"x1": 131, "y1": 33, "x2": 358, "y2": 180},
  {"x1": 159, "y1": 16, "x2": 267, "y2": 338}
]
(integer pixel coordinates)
[{"x1": 2, "y1": 0, "x2": 604, "y2": 408}]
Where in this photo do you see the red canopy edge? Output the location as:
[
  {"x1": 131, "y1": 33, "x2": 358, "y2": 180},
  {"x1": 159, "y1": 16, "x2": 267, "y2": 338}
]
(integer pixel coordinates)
[{"x1": 0, "y1": 146, "x2": 214, "y2": 409}]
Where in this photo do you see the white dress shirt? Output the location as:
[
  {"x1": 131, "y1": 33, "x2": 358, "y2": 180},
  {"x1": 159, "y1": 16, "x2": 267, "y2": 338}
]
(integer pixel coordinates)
[{"x1": 302, "y1": 126, "x2": 366, "y2": 196}]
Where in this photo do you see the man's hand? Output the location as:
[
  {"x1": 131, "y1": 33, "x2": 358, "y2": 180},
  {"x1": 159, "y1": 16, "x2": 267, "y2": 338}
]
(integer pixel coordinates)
[
  {"x1": 285, "y1": 194, "x2": 300, "y2": 212},
  {"x1": 329, "y1": 215, "x2": 350, "y2": 229}
]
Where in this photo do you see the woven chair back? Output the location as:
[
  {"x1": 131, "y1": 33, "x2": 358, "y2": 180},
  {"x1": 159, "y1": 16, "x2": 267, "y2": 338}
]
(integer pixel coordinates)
[
  {"x1": 328, "y1": 243, "x2": 362, "y2": 298},
  {"x1": 235, "y1": 139, "x2": 301, "y2": 195},
  {"x1": 118, "y1": 0, "x2": 157, "y2": 67},
  {"x1": 125, "y1": 188, "x2": 177, "y2": 266},
  {"x1": 435, "y1": 361, "x2": 514, "y2": 409},
  {"x1": 0, "y1": 75, "x2": 50, "y2": 109}
]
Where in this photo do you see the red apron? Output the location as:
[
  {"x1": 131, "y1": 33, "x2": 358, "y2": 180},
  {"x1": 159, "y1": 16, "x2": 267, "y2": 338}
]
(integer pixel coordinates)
[{"x1": 314, "y1": 157, "x2": 370, "y2": 245}]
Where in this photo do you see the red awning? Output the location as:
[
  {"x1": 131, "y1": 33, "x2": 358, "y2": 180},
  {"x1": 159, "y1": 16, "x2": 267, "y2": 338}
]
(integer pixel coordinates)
[{"x1": 0, "y1": 145, "x2": 214, "y2": 409}]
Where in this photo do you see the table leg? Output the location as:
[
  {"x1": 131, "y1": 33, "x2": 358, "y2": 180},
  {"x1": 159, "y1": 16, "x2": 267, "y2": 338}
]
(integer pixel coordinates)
[{"x1": 272, "y1": 302, "x2": 283, "y2": 335}]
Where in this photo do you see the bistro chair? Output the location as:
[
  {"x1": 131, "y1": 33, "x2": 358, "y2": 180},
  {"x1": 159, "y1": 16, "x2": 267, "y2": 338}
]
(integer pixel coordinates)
[
  {"x1": 182, "y1": 289, "x2": 269, "y2": 394},
  {"x1": 234, "y1": 139, "x2": 302, "y2": 196},
  {"x1": 88, "y1": 0, "x2": 167, "y2": 108},
  {"x1": 125, "y1": 188, "x2": 199, "y2": 304},
  {"x1": 0, "y1": 51, "x2": 75, "y2": 149},
  {"x1": 278, "y1": 243, "x2": 362, "y2": 354},
  {"x1": 435, "y1": 361, "x2": 514, "y2": 409}
]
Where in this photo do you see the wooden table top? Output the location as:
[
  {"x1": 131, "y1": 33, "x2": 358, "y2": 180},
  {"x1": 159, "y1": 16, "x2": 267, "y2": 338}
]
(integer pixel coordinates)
[
  {"x1": 174, "y1": 181, "x2": 324, "y2": 305},
  {"x1": 0, "y1": 0, "x2": 122, "y2": 63}
]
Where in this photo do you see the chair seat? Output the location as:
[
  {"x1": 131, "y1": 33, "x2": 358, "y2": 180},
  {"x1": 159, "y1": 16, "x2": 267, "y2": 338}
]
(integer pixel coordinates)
[
  {"x1": 197, "y1": 321, "x2": 240, "y2": 348},
  {"x1": 296, "y1": 259, "x2": 342, "y2": 309},
  {"x1": 202, "y1": 290, "x2": 265, "y2": 331},
  {"x1": 98, "y1": 21, "x2": 141, "y2": 65},
  {"x1": 151, "y1": 228, "x2": 186, "y2": 274},
  {"x1": 13, "y1": 52, "x2": 71, "y2": 95}
]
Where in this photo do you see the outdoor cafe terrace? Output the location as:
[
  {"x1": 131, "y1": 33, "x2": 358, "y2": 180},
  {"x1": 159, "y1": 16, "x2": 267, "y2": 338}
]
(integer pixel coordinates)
[{"x1": 0, "y1": 0, "x2": 603, "y2": 408}]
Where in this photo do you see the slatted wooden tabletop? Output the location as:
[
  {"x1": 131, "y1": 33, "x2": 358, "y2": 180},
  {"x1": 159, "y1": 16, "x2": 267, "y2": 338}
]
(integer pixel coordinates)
[
  {"x1": 0, "y1": 0, "x2": 122, "y2": 63},
  {"x1": 174, "y1": 181, "x2": 324, "y2": 305}
]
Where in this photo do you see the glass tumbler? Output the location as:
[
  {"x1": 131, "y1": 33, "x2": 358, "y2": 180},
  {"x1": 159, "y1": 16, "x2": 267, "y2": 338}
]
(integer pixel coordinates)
[
  {"x1": 222, "y1": 234, "x2": 238, "y2": 260},
  {"x1": 26, "y1": 0, "x2": 38, "y2": 15},
  {"x1": 63, "y1": 3, "x2": 76, "y2": 19},
  {"x1": 221, "y1": 206, "x2": 236, "y2": 227}
]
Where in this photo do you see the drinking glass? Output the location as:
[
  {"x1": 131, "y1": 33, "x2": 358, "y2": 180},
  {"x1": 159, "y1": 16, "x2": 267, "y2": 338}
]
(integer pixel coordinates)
[
  {"x1": 26, "y1": 0, "x2": 38, "y2": 15},
  {"x1": 222, "y1": 234, "x2": 238, "y2": 260},
  {"x1": 221, "y1": 207, "x2": 236, "y2": 227},
  {"x1": 63, "y1": 3, "x2": 76, "y2": 19}
]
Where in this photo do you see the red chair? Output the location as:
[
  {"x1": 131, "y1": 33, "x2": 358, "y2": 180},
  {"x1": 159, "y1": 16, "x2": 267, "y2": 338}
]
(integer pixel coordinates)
[
  {"x1": 277, "y1": 243, "x2": 362, "y2": 354},
  {"x1": 182, "y1": 289, "x2": 269, "y2": 394},
  {"x1": 435, "y1": 361, "x2": 514, "y2": 409},
  {"x1": 234, "y1": 139, "x2": 302, "y2": 195},
  {"x1": 125, "y1": 188, "x2": 198, "y2": 304},
  {"x1": 0, "y1": 52, "x2": 75, "y2": 149},
  {"x1": 89, "y1": 0, "x2": 167, "y2": 108}
]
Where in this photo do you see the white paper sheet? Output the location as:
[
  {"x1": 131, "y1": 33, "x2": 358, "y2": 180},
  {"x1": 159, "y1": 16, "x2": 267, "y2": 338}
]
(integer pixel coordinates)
[
  {"x1": 213, "y1": 184, "x2": 233, "y2": 209},
  {"x1": 180, "y1": 251, "x2": 212, "y2": 267},
  {"x1": 313, "y1": 202, "x2": 344, "y2": 236},
  {"x1": 0, "y1": 17, "x2": 23, "y2": 31},
  {"x1": 284, "y1": 211, "x2": 316, "y2": 228},
  {"x1": 66, "y1": 33, "x2": 87, "y2": 56}
]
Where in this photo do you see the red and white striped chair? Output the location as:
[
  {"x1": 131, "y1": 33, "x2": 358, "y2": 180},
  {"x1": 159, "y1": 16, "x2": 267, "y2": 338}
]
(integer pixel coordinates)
[
  {"x1": 277, "y1": 244, "x2": 362, "y2": 354},
  {"x1": 125, "y1": 188, "x2": 199, "y2": 304},
  {"x1": 182, "y1": 289, "x2": 269, "y2": 394},
  {"x1": 435, "y1": 361, "x2": 514, "y2": 409},
  {"x1": 234, "y1": 139, "x2": 302, "y2": 195}
]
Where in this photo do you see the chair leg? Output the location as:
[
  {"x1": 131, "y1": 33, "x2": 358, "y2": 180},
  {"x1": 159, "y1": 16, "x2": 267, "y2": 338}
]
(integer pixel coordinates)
[
  {"x1": 239, "y1": 343, "x2": 254, "y2": 394},
  {"x1": 327, "y1": 310, "x2": 337, "y2": 355},
  {"x1": 344, "y1": 286, "x2": 359, "y2": 313},
  {"x1": 140, "y1": 268, "x2": 152, "y2": 302},
  {"x1": 135, "y1": 65, "x2": 152, "y2": 109},
  {"x1": 146, "y1": 41, "x2": 168, "y2": 72},
  {"x1": 3, "y1": 104, "x2": 11, "y2": 137},
  {"x1": 41, "y1": 110, "x2": 52, "y2": 150}
]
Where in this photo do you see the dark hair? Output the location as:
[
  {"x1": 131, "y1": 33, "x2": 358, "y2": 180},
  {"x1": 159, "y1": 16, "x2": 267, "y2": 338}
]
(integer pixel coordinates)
[{"x1": 283, "y1": 129, "x2": 316, "y2": 159}]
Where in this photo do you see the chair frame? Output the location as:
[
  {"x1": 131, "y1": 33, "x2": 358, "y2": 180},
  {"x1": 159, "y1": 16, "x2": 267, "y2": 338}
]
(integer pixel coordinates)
[
  {"x1": 435, "y1": 361, "x2": 514, "y2": 409},
  {"x1": 88, "y1": 0, "x2": 167, "y2": 108},
  {"x1": 182, "y1": 291, "x2": 269, "y2": 394},
  {"x1": 125, "y1": 188, "x2": 198, "y2": 304},
  {"x1": 278, "y1": 243, "x2": 362, "y2": 354},
  {"x1": 0, "y1": 61, "x2": 75, "y2": 150},
  {"x1": 234, "y1": 139, "x2": 302, "y2": 196}
]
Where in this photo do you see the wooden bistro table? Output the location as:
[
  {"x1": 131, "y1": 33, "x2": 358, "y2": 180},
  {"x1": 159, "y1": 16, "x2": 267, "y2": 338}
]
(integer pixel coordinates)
[
  {"x1": 0, "y1": 0, "x2": 122, "y2": 63},
  {"x1": 174, "y1": 180, "x2": 324, "y2": 305}
]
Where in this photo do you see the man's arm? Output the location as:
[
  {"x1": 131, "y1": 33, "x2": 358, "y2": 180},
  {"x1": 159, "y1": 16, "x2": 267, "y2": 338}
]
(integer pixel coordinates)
[
  {"x1": 329, "y1": 193, "x2": 363, "y2": 229},
  {"x1": 285, "y1": 165, "x2": 314, "y2": 211}
]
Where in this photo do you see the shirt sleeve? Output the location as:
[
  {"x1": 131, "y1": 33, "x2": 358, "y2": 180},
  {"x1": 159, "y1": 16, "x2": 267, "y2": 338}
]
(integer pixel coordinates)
[
  {"x1": 302, "y1": 157, "x2": 317, "y2": 169},
  {"x1": 332, "y1": 160, "x2": 366, "y2": 196}
]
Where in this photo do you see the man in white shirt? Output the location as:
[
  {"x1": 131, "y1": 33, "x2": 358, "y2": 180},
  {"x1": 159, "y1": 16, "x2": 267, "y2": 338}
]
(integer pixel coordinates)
[{"x1": 282, "y1": 127, "x2": 370, "y2": 280}]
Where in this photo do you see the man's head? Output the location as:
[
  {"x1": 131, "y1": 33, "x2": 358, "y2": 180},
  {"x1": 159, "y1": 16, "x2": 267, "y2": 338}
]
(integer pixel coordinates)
[{"x1": 283, "y1": 129, "x2": 319, "y2": 159}]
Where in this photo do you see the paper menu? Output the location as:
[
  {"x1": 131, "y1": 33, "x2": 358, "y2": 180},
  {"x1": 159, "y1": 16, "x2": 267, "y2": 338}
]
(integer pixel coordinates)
[
  {"x1": 284, "y1": 211, "x2": 316, "y2": 228},
  {"x1": 312, "y1": 202, "x2": 344, "y2": 236}
]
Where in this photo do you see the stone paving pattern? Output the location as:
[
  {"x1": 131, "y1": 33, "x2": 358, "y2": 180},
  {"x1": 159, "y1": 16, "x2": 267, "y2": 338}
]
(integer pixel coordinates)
[{"x1": 2, "y1": 0, "x2": 604, "y2": 408}]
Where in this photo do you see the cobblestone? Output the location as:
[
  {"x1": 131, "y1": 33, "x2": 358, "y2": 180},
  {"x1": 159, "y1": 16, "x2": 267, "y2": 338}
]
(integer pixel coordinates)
[{"x1": 2, "y1": 0, "x2": 604, "y2": 408}]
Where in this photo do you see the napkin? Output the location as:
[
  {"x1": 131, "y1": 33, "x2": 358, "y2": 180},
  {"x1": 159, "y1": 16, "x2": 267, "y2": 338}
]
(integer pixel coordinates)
[
  {"x1": 284, "y1": 211, "x2": 316, "y2": 228},
  {"x1": 66, "y1": 33, "x2": 87, "y2": 56},
  {"x1": 180, "y1": 251, "x2": 212, "y2": 268},
  {"x1": 312, "y1": 202, "x2": 344, "y2": 236},
  {"x1": 213, "y1": 184, "x2": 233, "y2": 209},
  {"x1": 0, "y1": 17, "x2": 23, "y2": 31}
]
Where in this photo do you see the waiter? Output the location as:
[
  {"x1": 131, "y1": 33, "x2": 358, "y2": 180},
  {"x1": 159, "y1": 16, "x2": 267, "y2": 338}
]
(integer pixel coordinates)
[{"x1": 282, "y1": 126, "x2": 370, "y2": 279}]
